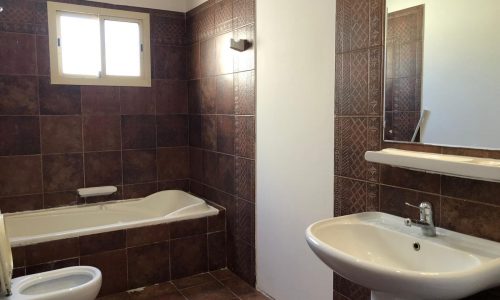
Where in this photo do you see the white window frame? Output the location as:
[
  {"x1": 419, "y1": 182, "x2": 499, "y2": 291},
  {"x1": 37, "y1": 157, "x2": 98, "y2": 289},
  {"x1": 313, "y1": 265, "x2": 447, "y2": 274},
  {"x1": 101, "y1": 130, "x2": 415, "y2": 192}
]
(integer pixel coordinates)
[{"x1": 47, "y1": 2, "x2": 151, "y2": 87}]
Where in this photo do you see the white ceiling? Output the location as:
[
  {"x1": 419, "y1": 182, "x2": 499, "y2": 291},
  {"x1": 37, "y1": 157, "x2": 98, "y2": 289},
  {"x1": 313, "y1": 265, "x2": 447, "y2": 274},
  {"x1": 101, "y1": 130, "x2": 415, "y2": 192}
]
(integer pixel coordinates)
[{"x1": 86, "y1": 0, "x2": 208, "y2": 13}]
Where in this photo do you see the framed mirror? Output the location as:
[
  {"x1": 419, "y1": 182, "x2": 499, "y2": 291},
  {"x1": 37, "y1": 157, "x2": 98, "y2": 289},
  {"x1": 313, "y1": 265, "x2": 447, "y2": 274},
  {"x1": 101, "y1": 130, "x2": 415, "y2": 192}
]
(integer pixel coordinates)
[{"x1": 383, "y1": 0, "x2": 500, "y2": 149}]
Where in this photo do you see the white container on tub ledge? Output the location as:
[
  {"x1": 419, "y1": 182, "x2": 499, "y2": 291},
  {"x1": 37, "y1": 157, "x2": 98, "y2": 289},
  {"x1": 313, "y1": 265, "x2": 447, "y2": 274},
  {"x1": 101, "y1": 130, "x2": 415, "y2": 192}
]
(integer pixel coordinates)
[{"x1": 365, "y1": 148, "x2": 500, "y2": 182}]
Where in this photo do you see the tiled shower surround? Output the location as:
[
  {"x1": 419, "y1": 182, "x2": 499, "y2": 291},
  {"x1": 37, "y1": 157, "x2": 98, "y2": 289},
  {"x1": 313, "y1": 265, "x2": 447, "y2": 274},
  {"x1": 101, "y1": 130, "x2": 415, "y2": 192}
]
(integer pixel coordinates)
[
  {"x1": 334, "y1": 0, "x2": 500, "y2": 299},
  {"x1": 0, "y1": 0, "x2": 256, "y2": 295}
]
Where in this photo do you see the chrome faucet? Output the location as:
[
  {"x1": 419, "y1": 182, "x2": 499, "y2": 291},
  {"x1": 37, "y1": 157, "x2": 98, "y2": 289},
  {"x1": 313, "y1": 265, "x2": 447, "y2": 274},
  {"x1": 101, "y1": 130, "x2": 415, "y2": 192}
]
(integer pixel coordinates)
[{"x1": 404, "y1": 202, "x2": 436, "y2": 237}]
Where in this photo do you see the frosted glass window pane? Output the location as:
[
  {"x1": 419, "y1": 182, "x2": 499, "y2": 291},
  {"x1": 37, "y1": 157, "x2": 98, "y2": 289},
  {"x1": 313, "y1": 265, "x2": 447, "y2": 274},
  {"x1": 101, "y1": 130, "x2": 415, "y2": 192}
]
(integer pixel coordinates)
[
  {"x1": 60, "y1": 14, "x2": 101, "y2": 76},
  {"x1": 104, "y1": 20, "x2": 141, "y2": 77}
]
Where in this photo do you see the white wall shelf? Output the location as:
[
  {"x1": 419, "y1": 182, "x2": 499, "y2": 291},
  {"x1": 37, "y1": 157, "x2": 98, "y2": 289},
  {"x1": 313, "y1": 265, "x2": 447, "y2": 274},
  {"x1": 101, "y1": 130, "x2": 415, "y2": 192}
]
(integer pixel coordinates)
[{"x1": 365, "y1": 148, "x2": 500, "y2": 182}]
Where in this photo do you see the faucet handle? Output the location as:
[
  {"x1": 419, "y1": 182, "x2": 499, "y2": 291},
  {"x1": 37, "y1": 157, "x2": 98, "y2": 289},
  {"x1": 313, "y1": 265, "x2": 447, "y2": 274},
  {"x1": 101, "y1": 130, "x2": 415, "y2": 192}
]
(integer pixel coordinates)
[{"x1": 405, "y1": 202, "x2": 421, "y2": 210}]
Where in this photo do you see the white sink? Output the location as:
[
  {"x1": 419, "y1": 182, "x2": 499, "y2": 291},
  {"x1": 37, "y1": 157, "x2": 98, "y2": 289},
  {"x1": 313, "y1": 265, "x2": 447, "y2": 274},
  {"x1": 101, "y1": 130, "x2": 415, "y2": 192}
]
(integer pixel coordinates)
[{"x1": 306, "y1": 212, "x2": 500, "y2": 300}]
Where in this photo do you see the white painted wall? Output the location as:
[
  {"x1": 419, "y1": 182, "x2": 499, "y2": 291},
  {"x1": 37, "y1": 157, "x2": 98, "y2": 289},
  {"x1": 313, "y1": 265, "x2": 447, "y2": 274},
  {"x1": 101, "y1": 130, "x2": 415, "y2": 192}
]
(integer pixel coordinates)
[
  {"x1": 387, "y1": 0, "x2": 500, "y2": 149},
  {"x1": 256, "y1": 0, "x2": 335, "y2": 299},
  {"x1": 85, "y1": 0, "x2": 208, "y2": 12}
]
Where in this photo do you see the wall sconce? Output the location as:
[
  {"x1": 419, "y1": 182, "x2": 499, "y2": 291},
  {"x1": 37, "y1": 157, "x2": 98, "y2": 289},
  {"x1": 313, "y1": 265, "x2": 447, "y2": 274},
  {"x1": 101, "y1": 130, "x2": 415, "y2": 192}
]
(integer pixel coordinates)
[{"x1": 230, "y1": 38, "x2": 251, "y2": 52}]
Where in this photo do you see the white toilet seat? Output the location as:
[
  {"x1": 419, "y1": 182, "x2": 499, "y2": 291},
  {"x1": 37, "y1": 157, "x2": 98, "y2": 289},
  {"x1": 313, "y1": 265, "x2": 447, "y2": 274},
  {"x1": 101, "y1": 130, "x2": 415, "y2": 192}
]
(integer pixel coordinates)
[{"x1": 8, "y1": 266, "x2": 102, "y2": 300}]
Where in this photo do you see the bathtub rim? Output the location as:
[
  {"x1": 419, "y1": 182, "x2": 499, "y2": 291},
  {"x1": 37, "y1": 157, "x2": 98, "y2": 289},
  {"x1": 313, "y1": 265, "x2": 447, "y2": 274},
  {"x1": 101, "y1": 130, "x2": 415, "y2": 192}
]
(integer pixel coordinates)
[{"x1": 4, "y1": 191, "x2": 220, "y2": 247}]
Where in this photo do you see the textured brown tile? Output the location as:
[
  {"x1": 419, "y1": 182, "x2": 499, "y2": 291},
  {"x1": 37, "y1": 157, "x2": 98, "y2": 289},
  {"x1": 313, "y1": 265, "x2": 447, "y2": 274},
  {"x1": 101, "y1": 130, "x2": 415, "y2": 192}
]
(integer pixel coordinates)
[
  {"x1": 83, "y1": 115, "x2": 121, "y2": 151},
  {"x1": 333, "y1": 291, "x2": 350, "y2": 300},
  {"x1": 334, "y1": 273, "x2": 370, "y2": 300},
  {"x1": 154, "y1": 80, "x2": 188, "y2": 114},
  {"x1": 150, "y1": 14, "x2": 185, "y2": 45},
  {"x1": 210, "y1": 268, "x2": 235, "y2": 281},
  {"x1": 157, "y1": 115, "x2": 189, "y2": 147},
  {"x1": 122, "y1": 182, "x2": 157, "y2": 199},
  {"x1": 233, "y1": 24, "x2": 255, "y2": 73},
  {"x1": 201, "y1": 115, "x2": 217, "y2": 150},
  {"x1": 121, "y1": 115, "x2": 156, "y2": 150},
  {"x1": 0, "y1": 75, "x2": 38, "y2": 115},
  {"x1": 12, "y1": 268, "x2": 25, "y2": 279},
  {"x1": 188, "y1": 80, "x2": 202, "y2": 114},
  {"x1": 153, "y1": 45, "x2": 186, "y2": 80},
  {"x1": 26, "y1": 258, "x2": 79, "y2": 275},
  {"x1": 171, "y1": 235, "x2": 208, "y2": 279},
  {"x1": 441, "y1": 197, "x2": 500, "y2": 243},
  {"x1": 227, "y1": 240, "x2": 254, "y2": 286},
  {"x1": 216, "y1": 74, "x2": 234, "y2": 114},
  {"x1": 41, "y1": 116, "x2": 82, "y2": 154},
  {"x1": 79, "y1": 231, "x2": 125, "y2": 256},
  {"x1": 173, "y1": 273, "x2": 217, "y2": 289},
  {"x1": 180, "y1": 281, "x2": 236, "y2": 300},
  {"x1": 120, "y1": 87, "x2": 154, "y2": 115},
  {"x1": 81, "y1": 86, "x2": 120, "y2": 115},
  {"x1": 201, "y1": 77, "x2": 216, "y2": 113},
  {"x1": 215, "y1": 32, "x2": 234, "y2": 75},
  {"x1": 42, "y1": 154, "x2": 84, "y2": 192},
  {"x1": 188, "y1": 42, "x2": 201, "y2": 79},
  {"x1": 380, "y1": 165, "x2": 440, "y2": 194},
  {"x1": 441, "y1": 176, "x2": 500, "y2": 206},
  {"x1": 12, "y1": 246, "x2": 25, "y2": 268},
  {"x1": 236, "y1": 199, "x2": 254, "y2": 246},
  {"x1": 200, "y1": 38, "x2": 216, "y2": 77},
  {"x1": 0, "y1": 0, "x2": 36, "y2": 33},
  {"x1": 334, "y1": 117, "x2": 368, "y2": 181},
  {"x1": 208, "y1": 232, "x2": 226, "y2": 271},
  {"x1": 202, "y1": 151, "x2": 218, "y2": 189},
  {"x1": 189, "y1": 115, "x2": 202, "y2": 148},
  {"x1": 128, "y1": 241, "x2": 170, "y2": 289},
  {"x1": 0, "y1": 194, "x2": 43, "y2": 213},
  {"x1": 122, "y1": 150, "x2": 157, "y2": 184},
  {"x1": 235, "y1": 158, "x2": 254, "y2": 202},
  {"x1": 380, "y1": 185, "x2": 441, "y2": 225},
  {"x1": 158, "y1": 179, "x2": 189, "y2": 191},
  {"x1": 36, "y1": 35, "x2": 49, "y2": 75},
  {"x1": 0, "y1": 116, "x2": 40, "y2": 155},
  {"x1": 233, "y1": 0, "x2": 255, "y2": 28},
  {"x1": 84, "y1": 151, "x2": 122, "y2": 187},
  {"x1": 25, "y1": 238, "x2": 79, "y2": 265},
  {"x1": 81, "y1": 249, "x2": 127, "y2": 296},
  {"x1": 170, "y1": 218, "x2": 207, "y2": 239},
  {"x1": 0, "y1": 33, "x2": 36, "y2": 75},
  {"x1": 128, "y1": 282, "x2": 185, "y2": 300},
  {"x1": 234, "y1": 71, "x2": 255, "y2": 115},
  {"x1": 0, "y1": 155, "x2": 42, "y2": 196},
  {"x1": 221, "y1": 274, "x2": 255, "y2": 297},
  {"x1": 235, "y1": 116, "x2": 254, "y2": 158},
  {"x1": 126, "y1": 223, "x2": 170, "y2": 247},
  {"x1": 43, "y1": 191, "x2": 80, "y2": 208},
  {"x1": 208, "y1": 208, "x2": 226, "y2": 232},
  {"x1": 39, "y1": 77, "x2": 81, "y2": 115},
  {"x1": 157, "y1": 147, "x2": 189, "y2": 181},
  {"x1": 217, "y1": 154, "x2": 235, "y2": 193}
]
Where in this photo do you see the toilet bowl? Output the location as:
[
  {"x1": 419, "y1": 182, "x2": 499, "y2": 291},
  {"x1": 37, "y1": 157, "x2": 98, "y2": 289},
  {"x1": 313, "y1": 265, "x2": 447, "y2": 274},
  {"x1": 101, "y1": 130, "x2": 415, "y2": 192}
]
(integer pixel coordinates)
[{"x1": 0, "y1": 214, "x2": 102, "y2": 300}]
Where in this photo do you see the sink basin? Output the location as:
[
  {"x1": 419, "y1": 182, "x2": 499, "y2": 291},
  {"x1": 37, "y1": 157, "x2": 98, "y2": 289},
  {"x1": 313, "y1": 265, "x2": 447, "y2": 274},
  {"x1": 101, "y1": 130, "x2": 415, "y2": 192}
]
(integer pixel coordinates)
[{"x1": 306, "y1": 212, "x2": 500, "y2": 300}]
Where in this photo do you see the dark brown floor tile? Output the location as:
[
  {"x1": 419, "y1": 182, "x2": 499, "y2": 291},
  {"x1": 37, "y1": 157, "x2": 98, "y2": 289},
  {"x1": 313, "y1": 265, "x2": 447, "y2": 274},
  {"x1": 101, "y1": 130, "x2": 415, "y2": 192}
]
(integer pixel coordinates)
[
  {"x1": 157, "y1": 147, "x2": 189, "y2": 181},
  {"x1": 120, "y1": 87, "x2": 154, "y2": 115},
  {"x1": 208, "y1": 232, "x2": 226, "y2": 271},
  {"x1": 83, "y1": 115, "x2": 121, "y2": 151},
  {"x1": 217, "y1": 116, "x2": 235, "y2": 154},
  {"x1": 380, "y1": 185, "x2": 441, "y2": 225},
  {"x1": 170, "y1": 218, "x2": 207, "y2": 239},
  {"x1": 43, "y1": 191, "x2": 81, "y2": 208},
  {"x1": 172, "y1": 273, "x2": 217, "y2": 290},
  {"x1": 0, "y1": 116, "x2": 40, "y2": 155},
  {"x1": 0, "y1": 194, "x2": 43, "y2": 213},
  {"x1": 441, "y1": 197, "x2": 500, "y2": 243},
  {"x1": 380, "y1": 165, "x2": 440, "y2": 194},
  {"x1": 122, "y1": 182, "x2": 158, "y2": 200},
  {"x1": 0, "y1": 75, "x2": 38, "y2": 115},
  {"x1": 221, "y1": 275, "x2": 255, "y2": 297},
  {"x1": 210, "y1": 269, "x2": 235, "y2": 281},
  {"x1": 25, "y1": 238, "x2": 79, "y2": 265},
  {"x1": 26, "y1": 258, "x2": 79, "y2": 275},
  {"x1": 0, "y1": 155, "x2": 42, "y2": 197},
  {"x1": 81, "y1": 249, "x2": 128, "y2": 296},
  {"x1": 171, "y1": 235, "x2": 208, "y2": 279},
  {"x1": 122, "y1": 115, "x2": 156, "y2": 150},
  {"x1": 81, "y1": 86, "x2": 120, "y2": 115},
  {"x1": 216, "y1": 74, "x2": 234, "y2": 114},
  {"x1": 234, "y1": 71, "x2": 255, "y2": 115},
  {"x1": 157, "y1": 115, "x2": 189, "y2": 147},
  {"x1": 42, "y1": 154, "x2": 84, "y2": 192},
  {"x1": 39, "y1": 77, "x2": 81, "y2": 115},
  {"x1": 126, "y1": 223, "x2": 170, "y2": 247},
  {"x1": 129, "y1": 282, "x2": 185, "y2": 300},
  {"x1": 0, "y1": 33, "x2": 36, "y2": 75},
  {"x1": 41, "y1": 116, "x2": 82, "y2": 154},
  {"x1": 123, "y1": 150, "x2": 157, "y2": 184},
  {"x1": 79, "y1": 231, "x2": 126, "y2": 256},
  {"x1": 84, "y1": 151, "x2": 122, "y2": 187},
  {"x1": 127, "y1": 241, "x2": 170, "y2": 289},
  {"x1": 441, "y1": 176, "x2": 500, "y2": 206},
  {"x1": 180, "y1": 281, "x2": 237, "y2": 300},
  {"x1": 97, "y1": 292, "x2": 130, "y2": 300},
  {"x1": 154, "y1": 80, "x2": 188, "y2": 115}
]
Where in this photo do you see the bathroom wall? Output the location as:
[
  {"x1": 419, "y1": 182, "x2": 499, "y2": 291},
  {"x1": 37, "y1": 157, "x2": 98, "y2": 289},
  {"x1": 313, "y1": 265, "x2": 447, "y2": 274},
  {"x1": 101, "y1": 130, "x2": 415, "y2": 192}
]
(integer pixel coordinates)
[
  {"x1": 256, "y1": 0, "x2": 335, "y2": 299},
  {"x1": 334, "y1": 0, "x2": 500, "y2": 298},
  {"x1": 185, "y1": 0, "x2": 256, "y2": 286},
  {"x1": 0, "y1": 0, "x2": 189, "y2": 212}
]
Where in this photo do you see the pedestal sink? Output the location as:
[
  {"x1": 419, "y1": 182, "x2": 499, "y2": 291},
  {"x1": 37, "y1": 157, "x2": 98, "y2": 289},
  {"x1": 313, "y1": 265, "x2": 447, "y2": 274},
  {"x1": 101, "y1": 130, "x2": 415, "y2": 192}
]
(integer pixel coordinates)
[{"x1": 305, "y1": 212, "x2": 500, "y2": 300}]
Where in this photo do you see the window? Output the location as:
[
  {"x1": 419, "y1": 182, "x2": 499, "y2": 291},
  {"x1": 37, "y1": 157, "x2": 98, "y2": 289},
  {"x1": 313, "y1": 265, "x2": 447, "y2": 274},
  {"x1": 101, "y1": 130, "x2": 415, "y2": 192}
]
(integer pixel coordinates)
[{"x1": 47, "y1": 2, "x2": 151, "y2": 87}]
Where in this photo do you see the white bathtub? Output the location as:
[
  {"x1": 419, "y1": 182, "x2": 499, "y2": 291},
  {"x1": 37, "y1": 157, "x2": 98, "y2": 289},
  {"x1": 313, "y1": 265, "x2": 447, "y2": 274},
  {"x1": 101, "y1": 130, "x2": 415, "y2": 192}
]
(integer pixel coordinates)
[{"x1": 4, "y1": 190, "x2": 218, "y2": 247}]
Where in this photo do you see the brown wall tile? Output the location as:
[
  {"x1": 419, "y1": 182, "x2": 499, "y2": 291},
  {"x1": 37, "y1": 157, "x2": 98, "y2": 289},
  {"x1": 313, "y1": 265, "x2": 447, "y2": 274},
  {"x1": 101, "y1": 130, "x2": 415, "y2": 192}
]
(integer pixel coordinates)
[
  {"x1": 42, "y1": 154, "x2": 84, "y2": 192},
  {"x1": 79, "y1": 231, "x2": 126, "y2": 255},
  {"x1": 216, "y1": 74, "x2": 234, "y2": 114},
  {"x1": 41, "y1": 116, "x2": 82, "y2": 154},
  {"x1": 122, "y1": 182, "x2": 158, "y2": 199},
  {"x1": 120, "y1": 87, "x2": 154, "y2": 115},
  {"x1": 0, "y1": 33, "x2": 36, "y2": 75},
  {"x1": 157, "y1": 115, "x2": 189, "y2": 147},
  {"x1": 81, "y1": 249, "x2": 128, "y2": 296},
  {"x1": 123, "y1": 150, "x2": 157, "y2": 184},
  {"x1": 154, "y1": 80, "x2": 188, "y2": 115},
  {"x1": 0, "y1": 155, "x2": 42, "y2": 196},
  {"x1": 81, "y1": 86, "x2": 120, "y2": 115},
  {"x1": 84, "y1": 151, "x2": 122, "y2": 187},
  {"x1": 128, "y1": 241, "x2": 171, "y2": 289},
  {"x1": 25, "y1": 238, "x2": 79, "y2": 265},
  {"x1": 0, "y1": 116, "x2": 40, "y2": 155},
  {"x1": 171, "y1": 235, "x2": 208, "y2": 279},
  {"x1": 39, "y1": 77, "x2": 81, "y2": 115},
  {"x1": 0, "y1": 194, "x2": 43, "y2": 213},
  {"x1": 83, "y1": 115, "x2": 121, "y2": 151},
  {"x1": 126, "y1": 223, "x2": 170, "y2": 247},
  {"x1": 0, "y1": 76, "x2": 38, "y2": 115},
  {"x1": 157, "y1": 147, "x2": 189, "y2": 181},
  {"x1": 121, "y1": 115, "x2": 156, "y2": 150}
]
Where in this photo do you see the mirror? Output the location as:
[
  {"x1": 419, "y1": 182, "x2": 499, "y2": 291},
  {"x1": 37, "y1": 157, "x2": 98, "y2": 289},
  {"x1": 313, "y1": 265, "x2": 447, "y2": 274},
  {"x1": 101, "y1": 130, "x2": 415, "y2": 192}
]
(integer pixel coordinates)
[{"x1": 384, "y1": 0, "x2": 500, "y2": 149}]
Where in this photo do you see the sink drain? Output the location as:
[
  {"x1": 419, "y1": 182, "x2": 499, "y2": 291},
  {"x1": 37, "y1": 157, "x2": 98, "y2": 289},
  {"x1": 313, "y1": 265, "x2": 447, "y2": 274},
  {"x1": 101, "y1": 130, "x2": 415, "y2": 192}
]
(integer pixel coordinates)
[{"x1": 413, "y1": 242, "x2": 421, "y2": 251}]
